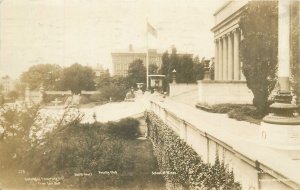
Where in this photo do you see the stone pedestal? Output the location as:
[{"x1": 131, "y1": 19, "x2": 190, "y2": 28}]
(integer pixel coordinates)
[{"x1": 260, "y1": 122, "x2": 300, "y2": 159}]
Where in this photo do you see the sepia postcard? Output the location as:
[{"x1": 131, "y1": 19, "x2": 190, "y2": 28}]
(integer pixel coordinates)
[{"x1": 0, "y1": 0, "x2": 300, "y2": 190}]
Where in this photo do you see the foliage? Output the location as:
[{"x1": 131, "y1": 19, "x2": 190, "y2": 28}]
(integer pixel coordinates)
[
  {"x1": 290, "y1": 2, "x2": 300, "y2": 90},
  {"x1": 107, "y1": 118, "x2": 140, "y2": 139},
  {"x1": 0, "y1": 103, "x2": 160, "y2": 189},
  {"x1": 20, "y1": 64, "x2": 62, "y2": 90},
  {"x1": 0, "y1": 103, "x2": 41, "y2": 176},
  {"x1": 145, "y1": 111, "x2": 242, "y2": 189},
  {"x1": 7, "y1": 90, "x2": 19, "y2": 101},
  {"x1": 105, "y1": 76, "x2": 128, "y2": 101},
  {"x1": 127, "y1": 59, "x2": 146, "y2": 88},
  {"x1": 227, "y1": 107, "x2": 261, "y2": 125},
  {"x1": 193, "y1": 56, "x2": 205, "y2": 81},
  {"x1": 95, "y1": 73, "x2": 130, "y2": 102},
  {"x1": 160, "y1": 48, "x2": 206, "y2": 85},
  {"x1": 240, "y1": 1, "x2": 278, "y2": 115},
  {"x1": 79, "y1": 95, "x2": 92, "y2": 104},
  {"x1": 149, "y1": 63, "x2": 159, "y2": 75},
  {"x1": 43, "y1": 94, "x2": 69, "y2": 104},
  {"x1": 60, "y1": 63, "x2": 96, "y2": 94},
  {"x1": 160, "y1": 51, "x2": 170, "y2": 81},
  {"x1": 95, "y1": 70, "x2": 111, "y2": 89},
  {"x1": 22, "y1": 122, "x2": 128, "y2": 188},
  {"x1": 198, "y1": 103, "x2": 262, "y2": 124},
  {"x1": 176, "y1": 55, "x2": 195, "y2": 83}
]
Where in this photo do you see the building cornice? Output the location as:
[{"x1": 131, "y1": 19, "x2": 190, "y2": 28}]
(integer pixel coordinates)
[
  {"x1": 211, "y1": 4, "x2": 246, "y2": 33},
  {"x1": 213, "y1": 1, "x2": 233, "y2": 16}
]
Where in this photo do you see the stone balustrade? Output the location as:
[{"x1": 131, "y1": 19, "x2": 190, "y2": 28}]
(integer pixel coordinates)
[{"x1": 148, "y1": 100, "x2": 300, "y2": 190}]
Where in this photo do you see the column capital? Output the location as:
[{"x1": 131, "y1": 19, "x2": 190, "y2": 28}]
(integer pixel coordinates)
[
  {"x1": 232, "y1": 28, "x2": 240, "y2": 33},
  {"x1": 226, "y1": 33, "x2": 232, "y2": 37}
]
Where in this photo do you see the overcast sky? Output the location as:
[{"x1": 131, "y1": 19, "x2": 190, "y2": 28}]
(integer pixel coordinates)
[{"x1": 0, "y1": 0, "x2": 226, "y2": 78}]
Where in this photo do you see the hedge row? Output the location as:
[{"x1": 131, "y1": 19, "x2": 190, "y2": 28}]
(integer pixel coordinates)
[{"x1": 145, "y1": 111, "x2": 241, "y2": 190}]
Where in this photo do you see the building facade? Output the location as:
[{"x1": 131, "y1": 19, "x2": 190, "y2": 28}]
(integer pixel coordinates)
[
  {"x1": 111, "y1": 47, "x2": 162, "y2": 76},
  {"x1": 94, "y1": 64, "x2": 107, "y2": 77},
  {"x1": 197, "y1": 0, "x2": 253, "y2": 106},
  {"x1": 111, "y1": 45, "x2": 192, "y2": 76},
  {"x1": 0, "y1": 75, "x2": 14, "y2": 95},
  {"x1": 211, "y1": 0, "x2": 248, "y2": 81}
]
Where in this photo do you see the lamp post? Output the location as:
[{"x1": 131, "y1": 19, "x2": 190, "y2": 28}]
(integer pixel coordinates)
[
  {"x1": 261, "y1": 0, "x2": 300, "y2": 150},
  {"x1": 172, "y1": 69, "x2": 176, "y2": 84},
  {"x1": 263, "y1": 0, "x2": 300, "y2": 125}
]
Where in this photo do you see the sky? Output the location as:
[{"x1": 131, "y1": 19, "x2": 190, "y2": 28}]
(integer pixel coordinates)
[{"x1": 0, "y1": 0, "x2": 226, "y2": 79}]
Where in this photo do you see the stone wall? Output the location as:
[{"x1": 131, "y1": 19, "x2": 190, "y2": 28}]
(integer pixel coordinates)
[
  {"x1": 148, "y1": 100, "x2": 299, "y2": 190},
  {"x1": 169, "y1": 83, "x2": 198, "y2": 97},
  {"x1": 197, "y1": 80, "x2": 253, "y2": 106}
]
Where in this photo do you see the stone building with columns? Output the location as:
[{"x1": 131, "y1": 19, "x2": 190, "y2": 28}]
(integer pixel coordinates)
[
  {"x1": 212, "y1": 1, "x2": 246, "y2": 82},
  {"x1": 197, "y1": 0, "x2": 253, "y2": 106}
]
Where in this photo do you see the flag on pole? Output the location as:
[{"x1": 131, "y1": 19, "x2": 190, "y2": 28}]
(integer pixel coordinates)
[{"x1": 147, "y1": 22, "x2": 157, "y2": 38}]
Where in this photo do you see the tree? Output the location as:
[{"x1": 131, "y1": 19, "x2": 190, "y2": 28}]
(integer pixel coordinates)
[
  {"x1": 169, "y1": 48, "x2": 179, "y2": 80},
  {"x1": 160, "y1": 51, "x2": 170, "y2": 81},
  {"x1": 160, "y1": 47, "x2": 198, "y2": 83},
  {"x1": 20, "y1": 64, "x2": 62, "y2": 90},
  {"x1": 149, "y1": 63, "x2": 159, "y2": 75},
  {"x1": 95, "y1": 70, "x2": 111, "y2": 90},
  {"x1": 7, "y1": 90, "x2": 19, "y2": 101},
  {"x1": 60, "y1": 63, "x2": 96, "y2": 94},
  {"x1": 127, "y1": 59, "x2": 146, "y2": 88},
  {"x1": 240, "y1": 1, "x2": 278, "y2": 115},
  {"x1": 176, "y1": 55, "x2": 195, "y2": 83},
  {"x1": 193, "y1": 56, "x2": 205, "y2": 81}
]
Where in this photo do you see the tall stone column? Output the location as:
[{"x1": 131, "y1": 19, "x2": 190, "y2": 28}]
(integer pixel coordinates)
[
  {"x1": 214, "y1": 39, "x2": 219, "y2": 80},
  {"x1": 233, "y1": 29, "x2": 240, "y2": 81},
  {"x1": 218, "y1": 37, "x2": 223, "y2": 80},
  {"x1": 227, "y1": 33, "x2": 233, "y2": 80},
  {"x1": 222, "y1": 36, "x2": 228, "y2": 80}
]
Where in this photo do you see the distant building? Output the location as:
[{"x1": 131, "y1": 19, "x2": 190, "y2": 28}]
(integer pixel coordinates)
[
  {"x1": 0, "y1": 75, "x2": 14, "y2": 95},
  {"x1": 111, "y1": 45, "x2": 192, "y2": 76},
  {"x1": 94, "y1": 64, "x2": 107, "y2": 77}
]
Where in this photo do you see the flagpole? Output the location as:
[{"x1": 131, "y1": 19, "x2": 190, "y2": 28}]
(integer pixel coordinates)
[{"x1": 146, "y1": 18, "x2": 149, "y2": 90}]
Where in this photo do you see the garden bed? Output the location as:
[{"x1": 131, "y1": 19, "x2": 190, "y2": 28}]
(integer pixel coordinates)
[{"x1": 196, "y1": 103, "x2": 263, "y2": 125}]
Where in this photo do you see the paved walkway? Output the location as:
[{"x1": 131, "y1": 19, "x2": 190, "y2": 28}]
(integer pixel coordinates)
[
  {"x1": 153, "y1": 97, "x2": 300, "y2": 186},
  {"x1": 41, "y1": 94, "x2": 152, "y2": 124}
]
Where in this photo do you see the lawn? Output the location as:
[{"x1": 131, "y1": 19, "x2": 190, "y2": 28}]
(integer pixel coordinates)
[{"x1": 116, "y1": 139, "x2": 166, "y2": 190}]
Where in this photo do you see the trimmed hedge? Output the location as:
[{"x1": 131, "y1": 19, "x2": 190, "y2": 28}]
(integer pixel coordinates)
[{"x1": 145, "y1": 111, "x2": 242, "y2": 190}]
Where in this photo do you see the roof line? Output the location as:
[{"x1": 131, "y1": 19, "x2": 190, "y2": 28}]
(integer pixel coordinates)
[{"x1": 213, "y1": 1, "x2": 233, "y2": 16}]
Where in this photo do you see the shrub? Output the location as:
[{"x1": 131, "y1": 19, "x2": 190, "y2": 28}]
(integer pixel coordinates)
[
  {"x1": 107, "y1": 118, "x2": 140, "y2": 139},
  {"x1": 89, "y1": 93, "x2": 105, "y2": 102},
  {"x1": 210, "y1": 104, "x2": 241, "y2": 113},
  {"x1": 43, "y1": 94, "x2": 69, "y2": 104},
  {"x1": 79, "y1": 95, "x2": 91, "y2": 104}
]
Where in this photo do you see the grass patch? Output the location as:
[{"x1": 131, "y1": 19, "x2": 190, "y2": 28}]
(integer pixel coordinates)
[
  {"x1": 196, "y1": 103, "x2": 263, "y2": 124},
  {"x1": 120, "y1": 139, "x2": 166, "y2": 190}
]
